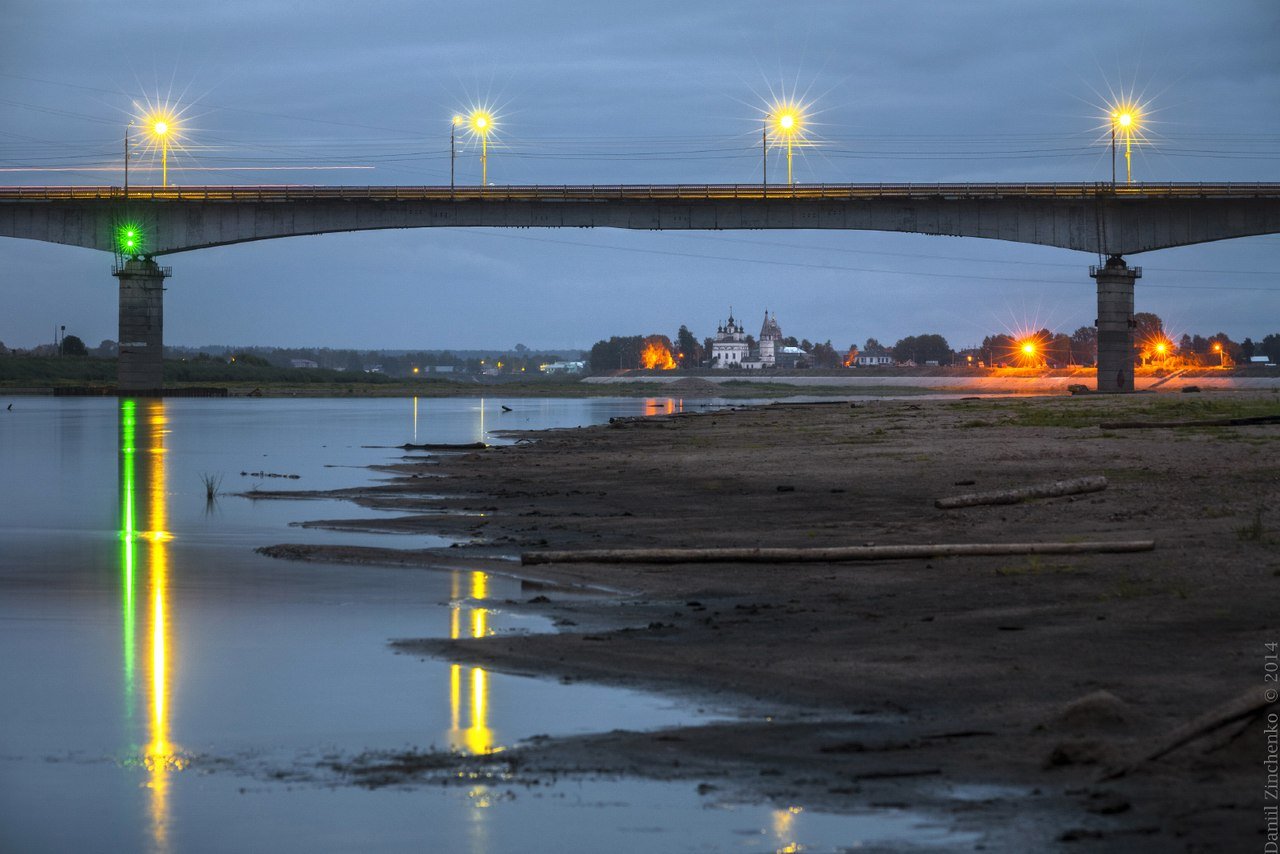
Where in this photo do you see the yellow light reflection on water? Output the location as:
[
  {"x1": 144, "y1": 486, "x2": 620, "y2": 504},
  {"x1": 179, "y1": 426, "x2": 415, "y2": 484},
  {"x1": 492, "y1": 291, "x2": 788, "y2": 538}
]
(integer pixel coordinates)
[
  {"x1": 772, "y1": 805, "x2": 804, "y2": 852},
  {"x1": 146, "y1": 403, "x2": 177, "y2": 851},
  {"x1": 447, "y1": 570, "x2": 498, "y2": 756},
  {"x1": 120, "y1": 401, "x2": 180, "y2": 852}
]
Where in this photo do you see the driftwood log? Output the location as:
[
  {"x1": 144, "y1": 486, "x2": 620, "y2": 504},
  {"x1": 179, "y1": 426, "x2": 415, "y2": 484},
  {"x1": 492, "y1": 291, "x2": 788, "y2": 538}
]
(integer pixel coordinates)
[
  {"x1": 935, "y1": 475, "x2": 1109, "y2": 510},
  {"x1": 521, "y1": 540, "x2": 1154, "y2": 566},
  {"x1": 1099, "y1": 414, "x2": 1280, "y2": 430},
  {"x1": 1101, "y1": 686, "x2": 1275, "y2": 780},
  {"x1": 397, "y1": 442, "x2": 488, "y2": 451}
]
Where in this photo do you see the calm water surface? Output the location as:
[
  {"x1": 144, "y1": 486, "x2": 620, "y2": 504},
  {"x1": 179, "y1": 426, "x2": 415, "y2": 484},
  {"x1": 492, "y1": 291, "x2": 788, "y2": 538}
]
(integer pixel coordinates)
[{"x1": 0, "y1": 396, "x2": 969, "y2": 853}]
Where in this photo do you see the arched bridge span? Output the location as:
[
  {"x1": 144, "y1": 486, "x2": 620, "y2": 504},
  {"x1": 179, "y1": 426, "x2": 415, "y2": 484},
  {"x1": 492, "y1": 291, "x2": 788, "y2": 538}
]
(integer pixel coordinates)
[{"x1": 3, "y1": 182, "x2": 1278, "y2": 394}]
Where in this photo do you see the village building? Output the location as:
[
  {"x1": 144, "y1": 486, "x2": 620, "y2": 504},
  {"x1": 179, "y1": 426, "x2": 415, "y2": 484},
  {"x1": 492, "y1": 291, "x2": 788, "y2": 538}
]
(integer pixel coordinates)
[
  {"x1": 710, "y1": 310, "x2": 750, "y2": 368},
  {"x1": 712, "y1": 309, "x2": 785, "y2": 370},
  {"x1": 855, "y1": 349, "x2": 894, "y2": 367},
  {"x1": 757, "y1": 311, "x2": 782, "y2": 367}
]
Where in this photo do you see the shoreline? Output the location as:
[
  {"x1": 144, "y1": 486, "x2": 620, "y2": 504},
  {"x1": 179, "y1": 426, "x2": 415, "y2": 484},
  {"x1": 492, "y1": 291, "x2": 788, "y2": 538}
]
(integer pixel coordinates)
[
  {"x1": 5, "y1": 366, "x2": 1277, "y2": 400},
  {"x1": 256, "y1": 390, "x2": 1279, "y2": 850}
]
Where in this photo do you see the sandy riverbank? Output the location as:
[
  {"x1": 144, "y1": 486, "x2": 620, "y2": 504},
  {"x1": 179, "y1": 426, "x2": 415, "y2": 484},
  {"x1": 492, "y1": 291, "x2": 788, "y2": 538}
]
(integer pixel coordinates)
[{"x1": 256, "y1": 390, "x2": 1279, "y2": 851}]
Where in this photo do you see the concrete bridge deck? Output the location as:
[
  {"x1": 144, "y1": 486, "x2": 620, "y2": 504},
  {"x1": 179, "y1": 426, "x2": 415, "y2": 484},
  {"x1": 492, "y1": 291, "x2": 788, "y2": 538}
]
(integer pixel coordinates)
[{"x1": 3, "y1": 182, "x2": 1279, "y2": 256}]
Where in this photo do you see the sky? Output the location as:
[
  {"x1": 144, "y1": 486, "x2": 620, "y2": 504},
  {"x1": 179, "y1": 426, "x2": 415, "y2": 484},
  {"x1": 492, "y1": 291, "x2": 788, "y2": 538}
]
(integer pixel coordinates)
[{"x1": 2, "y1": 0, "x2": 1278, "y2": 352}]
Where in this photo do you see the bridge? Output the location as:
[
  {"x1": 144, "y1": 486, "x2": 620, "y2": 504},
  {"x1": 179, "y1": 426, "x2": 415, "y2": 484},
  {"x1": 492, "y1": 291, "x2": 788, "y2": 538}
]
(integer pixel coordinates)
[{"x1": 3, "y1": 182, "x2": 1280, "y2": 392}]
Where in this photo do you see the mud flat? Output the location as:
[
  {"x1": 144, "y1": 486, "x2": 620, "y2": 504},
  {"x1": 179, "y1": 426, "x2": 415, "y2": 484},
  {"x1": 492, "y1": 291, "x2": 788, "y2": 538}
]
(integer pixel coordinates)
[{"x1": 259, "y1": 390, "x2": 1280, "y2": 851}]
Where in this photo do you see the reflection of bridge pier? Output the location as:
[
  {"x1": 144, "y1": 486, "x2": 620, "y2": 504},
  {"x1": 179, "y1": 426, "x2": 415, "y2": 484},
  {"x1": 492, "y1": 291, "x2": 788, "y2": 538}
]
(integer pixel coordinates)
[{"x1": 115, "y1": 259, "x2": 171, "y2": 394}]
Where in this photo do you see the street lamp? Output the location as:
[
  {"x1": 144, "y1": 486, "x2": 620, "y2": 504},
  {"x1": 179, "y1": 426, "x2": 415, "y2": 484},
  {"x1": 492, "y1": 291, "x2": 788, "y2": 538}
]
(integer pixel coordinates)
[
  {"x1": 1213, "y1": 341, "x2": 1224, "y2": 367},
  {"x1": 1109, "y1": 105, "x2": 1140, "y2": 186},
  {"x1": 768, "y1": 104, "x2": 804, "y2": 186},
  {"x1": 145, "y1": 114, "x2": 176, "y2": 187},
  {"x1": 467, "y1": 110, "x2": 494, "y2": 186},
  {"x1": 450, "y1": 116, "x2": 462, "y2": 192}
]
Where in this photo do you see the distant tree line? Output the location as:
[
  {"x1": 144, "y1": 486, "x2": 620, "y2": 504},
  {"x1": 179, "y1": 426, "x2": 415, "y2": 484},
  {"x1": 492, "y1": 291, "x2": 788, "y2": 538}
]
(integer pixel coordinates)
[
  {"x1": 585, "y1": 312, "x2": 1280, "y2": 374},
  {"x1": 0, "y1": 340, "x2": 584, "y2": 379}
]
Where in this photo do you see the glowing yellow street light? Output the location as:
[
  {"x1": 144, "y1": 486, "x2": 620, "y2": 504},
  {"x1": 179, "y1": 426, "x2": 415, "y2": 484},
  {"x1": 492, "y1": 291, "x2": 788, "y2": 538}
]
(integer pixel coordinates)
[
  {"x1": 145, "y1": 114, "x2": 176, "y2": 187},
  {"x1": 1109, "y1": 105, "x2": 1140, "y2": 186},
  {"x1": 1021, "y1": 342, "x2": 1036, "y2": 356},
  {"x1": 768, "y1": 104, "x2": 804, "y2": 185},
  {"x1": 468, "y1": 110, "x2": 494, "y2": 186},
  {"x1": 1213, "y1": 341, "x2": 1224, "y2": 367}
]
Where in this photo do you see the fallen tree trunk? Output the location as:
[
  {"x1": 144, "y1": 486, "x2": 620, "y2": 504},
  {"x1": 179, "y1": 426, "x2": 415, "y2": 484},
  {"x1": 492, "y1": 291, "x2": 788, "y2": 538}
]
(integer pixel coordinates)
[
  {"x1": 1099, "y1": 414, "x2": 1280, "y2": 430},
  {"x1": 935, "y1": 475, "x2": 1108, "y2": 509},
  {"x1": 397, "y1": 442, "x2": 488, "y2": 451},
  {"x1": 1101, "y1": 686, "x2": 1274, "y2": 780},
  {"x1": 522, "y1": 540, "x2": 1154, "y2": 566}
]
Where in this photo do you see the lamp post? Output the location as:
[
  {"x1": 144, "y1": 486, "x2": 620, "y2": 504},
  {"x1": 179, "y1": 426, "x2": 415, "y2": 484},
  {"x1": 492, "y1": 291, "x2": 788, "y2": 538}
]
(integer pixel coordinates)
[
  {"x1": 468, "y1": 110, "x2": 494, "y2": 186},
  {"x1": 1109, "y1": 107, "x2": 1138, "y2": 186},
  {"x1": 771, "y1": 109, "x2": 801, "y2": 185},
  {"x1": 1109, "y1": 117, "x2": 1116, "y2": 187},
  {"x1": 1213, "y1": 341, "x2": 1223, "y2": 367},
  {"x1": 451, "y1": 116, "x2": 461, "y2": 192},
  {"x1": 124, "y1": 126, "x2": 130, "y2": 198},
  {"x1": 146, "y1": 116, "x2": 174, "y2": 187}
]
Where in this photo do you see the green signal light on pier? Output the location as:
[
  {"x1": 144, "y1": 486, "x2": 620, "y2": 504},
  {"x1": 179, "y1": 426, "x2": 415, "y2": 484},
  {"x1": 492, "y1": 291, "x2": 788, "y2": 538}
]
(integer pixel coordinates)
[{"x1": 116, "y1": 223, "x2": 144, "y2": 255}]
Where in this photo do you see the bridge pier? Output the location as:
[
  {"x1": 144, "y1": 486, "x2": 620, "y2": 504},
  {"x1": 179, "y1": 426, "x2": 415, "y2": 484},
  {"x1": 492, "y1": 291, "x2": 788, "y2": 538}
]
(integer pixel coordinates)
[
  {"x1": 1090, "y1": 255, "x2": 1141, "y2": 394},
  {"x1": 115, "y1": 258, "x2": 170, "y2": 394}
]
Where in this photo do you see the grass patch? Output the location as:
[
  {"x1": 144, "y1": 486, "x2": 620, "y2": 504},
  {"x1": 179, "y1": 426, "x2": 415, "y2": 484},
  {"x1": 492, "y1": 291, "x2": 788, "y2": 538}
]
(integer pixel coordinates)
[
  {"x1": 1101, "y1": 467, "x2": 1152, "y2": 483},
  {"x1": 1237, "y1": 507, "x2": 1266, "y2": 542},
  {"x1": 200, "y1": 472, "x2": 223, "y2": 500},
  {"x1": 1104, "y1": 578, "x2": 1156, "y2": 600},
  {"x1": 995, "y1": 556, "x2": 1079, "y2": 576},
  {"x1": 978, "y1": 396, "x2": 1280, "y2": 430}
]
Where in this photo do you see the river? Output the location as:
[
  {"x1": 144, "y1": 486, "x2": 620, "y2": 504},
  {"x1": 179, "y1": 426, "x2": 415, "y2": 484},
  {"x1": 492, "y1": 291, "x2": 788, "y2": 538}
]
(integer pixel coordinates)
[{"x1": 0, "y1": 396, "x2": 966, "y2": 852}]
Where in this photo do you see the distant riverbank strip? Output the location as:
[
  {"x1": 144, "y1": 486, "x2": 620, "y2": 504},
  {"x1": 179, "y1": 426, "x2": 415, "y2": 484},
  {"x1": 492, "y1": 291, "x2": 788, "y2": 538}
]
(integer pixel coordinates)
[{"x1": 4, "y1": 358, "x2": 1277, "y2": 397}]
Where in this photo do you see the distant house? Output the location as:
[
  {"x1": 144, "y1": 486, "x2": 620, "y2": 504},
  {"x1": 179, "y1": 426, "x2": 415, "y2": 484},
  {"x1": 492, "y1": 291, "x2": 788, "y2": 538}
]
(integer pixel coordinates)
[
  {"x1": 290, "y1": 359, "x2": 319, "y2": 369},
  {"x1": 775, "y1": 346, "x2": 809, "y2": 369},
  {"x1": 855, "y1": 351, "x2": 894, "y2": 367},
  {"x1": 541, "y1": 361, "x2": 586, "y2": 374}
]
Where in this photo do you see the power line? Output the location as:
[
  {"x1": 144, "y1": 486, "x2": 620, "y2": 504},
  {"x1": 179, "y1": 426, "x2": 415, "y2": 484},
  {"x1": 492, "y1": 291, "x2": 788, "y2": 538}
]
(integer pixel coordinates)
[{"x1": 451, "y1": 230, "x2": 1280, "y2": 292}]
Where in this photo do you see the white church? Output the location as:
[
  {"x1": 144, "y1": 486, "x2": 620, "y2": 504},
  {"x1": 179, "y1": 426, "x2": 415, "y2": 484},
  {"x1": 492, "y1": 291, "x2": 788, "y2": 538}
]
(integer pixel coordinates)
[{"x1": 711, "y1": 309, "x2": 787, "y2": 370}]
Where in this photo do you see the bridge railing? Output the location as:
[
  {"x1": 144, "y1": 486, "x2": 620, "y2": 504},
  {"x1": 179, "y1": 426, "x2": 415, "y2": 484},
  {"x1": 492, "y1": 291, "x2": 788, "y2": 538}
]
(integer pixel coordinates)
[{"x1": 2, "y1": 183, "x2": 1278, "y2": 203}]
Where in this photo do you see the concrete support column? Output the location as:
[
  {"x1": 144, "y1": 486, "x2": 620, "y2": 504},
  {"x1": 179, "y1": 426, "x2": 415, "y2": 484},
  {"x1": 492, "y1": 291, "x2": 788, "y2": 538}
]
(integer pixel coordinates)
[
  {"x1": 115, "y1": 258, "x2": 170, "y2": 394},
  {"x1": 1090, "y1": 255, "x2": 1141, "y2": 394}
]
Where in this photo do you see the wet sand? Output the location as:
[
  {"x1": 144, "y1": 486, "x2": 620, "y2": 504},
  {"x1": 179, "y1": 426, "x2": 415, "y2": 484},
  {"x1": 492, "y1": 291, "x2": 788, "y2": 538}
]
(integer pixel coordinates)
[{"x1": 258, "y1": 391, "x2": 1280, "y2": 851}]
